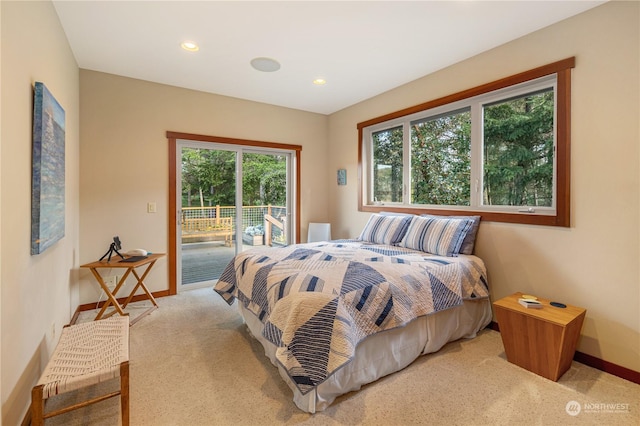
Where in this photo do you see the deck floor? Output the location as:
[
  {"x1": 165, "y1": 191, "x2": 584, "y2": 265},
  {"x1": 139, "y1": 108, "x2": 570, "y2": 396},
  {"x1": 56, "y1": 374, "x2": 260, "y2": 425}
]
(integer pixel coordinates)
[
  {"x1": 181, "y1": 242, "x2": 235, "y2": 285},
  {"x1": 182, "y1": 241, "x2": 282, "y2": 285},
  {"x1": 181, "y1": 241, "x2": 273, "y2": 285}
]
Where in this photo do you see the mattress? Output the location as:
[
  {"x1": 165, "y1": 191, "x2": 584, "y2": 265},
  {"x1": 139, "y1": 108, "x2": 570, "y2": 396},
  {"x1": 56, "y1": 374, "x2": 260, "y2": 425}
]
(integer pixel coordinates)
[{"x1": 240, "y1": 297, "x2": 492, "y2": 412}]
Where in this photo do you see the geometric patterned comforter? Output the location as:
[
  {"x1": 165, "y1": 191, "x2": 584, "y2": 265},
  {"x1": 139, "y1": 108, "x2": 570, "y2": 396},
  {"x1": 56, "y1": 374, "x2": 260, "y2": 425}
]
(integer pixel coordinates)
[{"x1": 214, "y1": 240, "x2": 489, "y2": 395}]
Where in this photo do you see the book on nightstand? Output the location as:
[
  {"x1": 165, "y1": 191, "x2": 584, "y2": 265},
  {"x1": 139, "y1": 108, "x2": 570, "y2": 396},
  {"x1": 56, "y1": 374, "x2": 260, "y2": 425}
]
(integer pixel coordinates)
[{"x1": 518, "y1": 298, "x2": 543, "y2": 309}]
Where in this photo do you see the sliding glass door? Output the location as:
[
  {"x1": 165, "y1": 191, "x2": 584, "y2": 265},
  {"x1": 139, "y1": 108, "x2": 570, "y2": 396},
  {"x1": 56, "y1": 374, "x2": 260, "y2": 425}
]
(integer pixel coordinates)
[
  {"x1": 241, "y1": 151, "x2": 290, "y2": 252},
  {"x1": 176, "y1": 140, "x2": 294, "y2": 290}
]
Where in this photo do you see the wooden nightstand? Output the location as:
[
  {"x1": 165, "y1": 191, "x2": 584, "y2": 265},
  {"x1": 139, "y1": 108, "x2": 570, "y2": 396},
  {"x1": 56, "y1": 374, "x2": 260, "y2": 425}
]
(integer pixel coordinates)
[{"x1": 493, "y1": 292, "x2": 586, "y2": 381}]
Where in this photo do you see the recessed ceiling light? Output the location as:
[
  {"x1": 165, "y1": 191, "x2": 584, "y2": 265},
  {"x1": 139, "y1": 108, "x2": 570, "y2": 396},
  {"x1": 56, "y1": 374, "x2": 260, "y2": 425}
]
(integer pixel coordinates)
[
  {"x1": 250, "y1": 57, "x2": 281, "y2": 72},
  {"x1": 181, "y1": 41, "x2": 199, "y2": 52},
  {"x1": 313, "y1": 79, "x2": 326, "y2": 85}
]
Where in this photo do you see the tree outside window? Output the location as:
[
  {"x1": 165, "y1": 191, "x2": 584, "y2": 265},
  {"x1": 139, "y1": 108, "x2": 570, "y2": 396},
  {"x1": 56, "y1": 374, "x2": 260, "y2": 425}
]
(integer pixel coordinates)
[
  {"x1": 483, "y1": 90, "x2": 554, "y2": 207},
  {"x1": 411, "y1": 109, "x2": 471, "y2": 206}
]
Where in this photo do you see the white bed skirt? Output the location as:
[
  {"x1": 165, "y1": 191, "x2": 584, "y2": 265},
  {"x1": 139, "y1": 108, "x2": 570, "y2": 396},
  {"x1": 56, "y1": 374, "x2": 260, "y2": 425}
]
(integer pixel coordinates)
[{"x1": 240, "y1": 298, "x2": 492, "y2": 413}]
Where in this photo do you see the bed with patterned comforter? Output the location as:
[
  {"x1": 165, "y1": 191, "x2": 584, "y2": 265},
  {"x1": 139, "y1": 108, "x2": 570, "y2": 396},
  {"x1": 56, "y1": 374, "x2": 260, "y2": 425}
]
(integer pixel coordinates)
[{"x1": 214, "y1": 240, "x2": 490, "y2": 399}]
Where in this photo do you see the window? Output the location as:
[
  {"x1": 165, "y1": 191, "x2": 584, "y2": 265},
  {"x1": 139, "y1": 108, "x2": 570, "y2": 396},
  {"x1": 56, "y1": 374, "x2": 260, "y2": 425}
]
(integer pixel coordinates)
[
  {"x1": 411, "y1": 108, "x2": 471, "y2": 206},
  {"x1": 372, "y1": 126, "x2": 403, "y2": 203},
  {"x1": 358, "y1": 58, "x2": 573, "y2": 227},
  {"x1": 483, "y1": 88, "x2": 554, "y2": 208}
]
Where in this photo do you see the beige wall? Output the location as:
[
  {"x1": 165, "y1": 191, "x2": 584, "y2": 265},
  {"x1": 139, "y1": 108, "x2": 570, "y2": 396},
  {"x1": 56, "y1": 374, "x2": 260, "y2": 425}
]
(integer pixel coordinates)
[
  {"x1": 1, "y1": 1, "x2": 80, "y2": 424},
  {"x1": 328, "y1": 1, "x2": 640, "y2": 372},
  {"x1": 78, "y1": 71, "x2": 330, "y2": 304}
]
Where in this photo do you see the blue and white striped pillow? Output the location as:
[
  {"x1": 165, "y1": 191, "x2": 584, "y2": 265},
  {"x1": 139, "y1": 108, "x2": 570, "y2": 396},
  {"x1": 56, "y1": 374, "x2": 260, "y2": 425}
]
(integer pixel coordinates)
[
  {"x1": 399, "y1": 216, "x2": 474, "y2": 256},
  {"x1": 358, "y1": 214, "x2": 413, "y2": 245},
  {"x1": 421, "y1": 214, "x2": 481, "y2": 255}
]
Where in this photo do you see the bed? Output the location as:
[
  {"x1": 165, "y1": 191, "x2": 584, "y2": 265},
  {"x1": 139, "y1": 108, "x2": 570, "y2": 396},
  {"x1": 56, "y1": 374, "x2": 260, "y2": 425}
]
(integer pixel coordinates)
[{"x1": 214, "y1": 214, "x2": 491, "y2": 413}]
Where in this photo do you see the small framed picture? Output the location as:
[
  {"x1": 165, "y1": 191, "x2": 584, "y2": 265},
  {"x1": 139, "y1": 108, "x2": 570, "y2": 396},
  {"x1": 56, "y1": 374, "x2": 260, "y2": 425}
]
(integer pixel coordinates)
[{"x1": 337, "y1": 169, "x2": 347, "y2": 185}]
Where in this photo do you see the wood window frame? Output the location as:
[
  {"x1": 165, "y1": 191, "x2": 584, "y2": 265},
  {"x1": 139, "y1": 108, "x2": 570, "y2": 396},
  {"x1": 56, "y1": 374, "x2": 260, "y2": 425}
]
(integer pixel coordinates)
[
  {"x1": 167, "y1": 131, "x2": 302, "y2": 295},
  {"x1": 357, "y1": 57, "x2": 574, "y2": 227}
]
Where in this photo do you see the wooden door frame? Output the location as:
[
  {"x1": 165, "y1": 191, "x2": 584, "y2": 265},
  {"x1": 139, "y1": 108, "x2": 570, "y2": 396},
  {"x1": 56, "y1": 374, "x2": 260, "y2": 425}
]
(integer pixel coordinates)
[{"x1": 167, "y1": 131, "x2": 302, "y2": 295}]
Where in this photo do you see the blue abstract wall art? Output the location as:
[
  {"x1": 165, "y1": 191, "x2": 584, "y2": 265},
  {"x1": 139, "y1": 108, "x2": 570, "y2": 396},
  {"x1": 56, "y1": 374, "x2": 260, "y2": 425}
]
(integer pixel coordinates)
[{"x1": 31, "y1": 82, "x2": 65, "y2": 255}]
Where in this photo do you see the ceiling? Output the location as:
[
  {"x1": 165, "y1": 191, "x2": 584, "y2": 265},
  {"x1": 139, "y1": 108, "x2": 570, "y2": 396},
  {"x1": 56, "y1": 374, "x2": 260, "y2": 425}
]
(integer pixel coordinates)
[{"x1": 52, "y1": 1, "x2": 605, "y2": 115}]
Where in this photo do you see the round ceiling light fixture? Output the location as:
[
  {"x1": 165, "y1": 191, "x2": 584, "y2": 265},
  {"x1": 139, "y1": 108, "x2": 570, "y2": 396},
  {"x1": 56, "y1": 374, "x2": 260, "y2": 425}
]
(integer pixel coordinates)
[
  {"x1": 181, "y1": 41, "x2": 199, "y2": 52},
  {"x1": 313, "y1": 78, "x2": 326, "y2": 85},
  {"x1": 250, "y1": 57, "x2": 281, "y2": 72}
]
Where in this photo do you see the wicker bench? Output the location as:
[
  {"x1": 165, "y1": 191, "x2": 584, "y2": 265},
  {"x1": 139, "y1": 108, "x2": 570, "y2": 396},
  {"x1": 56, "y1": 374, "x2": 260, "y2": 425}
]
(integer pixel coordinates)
[{"x1": 31, "y1": 316, "x2": 130, "y2": 425}]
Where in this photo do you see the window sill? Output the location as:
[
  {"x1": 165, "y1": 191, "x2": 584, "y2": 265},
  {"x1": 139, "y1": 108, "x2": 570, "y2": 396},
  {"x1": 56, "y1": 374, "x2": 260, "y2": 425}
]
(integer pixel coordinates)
[{"x1": 359, "y1": 204, "x2": 568, "y2": 227}]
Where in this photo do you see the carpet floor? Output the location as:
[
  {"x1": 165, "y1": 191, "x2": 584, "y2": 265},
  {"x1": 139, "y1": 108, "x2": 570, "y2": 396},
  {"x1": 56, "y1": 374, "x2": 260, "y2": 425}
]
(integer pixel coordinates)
[{"x1": 44, "y1": 288, "x2": 639, "y2": 425}]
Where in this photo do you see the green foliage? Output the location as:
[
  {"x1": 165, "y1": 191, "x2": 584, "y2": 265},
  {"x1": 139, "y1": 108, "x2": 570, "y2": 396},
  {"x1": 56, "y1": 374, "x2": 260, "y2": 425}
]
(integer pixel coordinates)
[
  {"x1": 181, "y1": 149, "x2": 286, "y2": 207},
  {"x1": 373, "y1": 126, "x2": 404, "y2": 202},
  {"x1": 182, "y1": 148, "x2": 236, "y2": 206},
  {"x1": 371, "y1": 89, "x2": 554, "y2": 208},
  {"x1": 242, "y1": 153, "x2": 287, "y2": 205},
  {"x1": 483, "y1": 90, "x2": 554, "y2": 206},
  {"x1": 411, "y1": 109, "x2": 471, "y2": 205}
]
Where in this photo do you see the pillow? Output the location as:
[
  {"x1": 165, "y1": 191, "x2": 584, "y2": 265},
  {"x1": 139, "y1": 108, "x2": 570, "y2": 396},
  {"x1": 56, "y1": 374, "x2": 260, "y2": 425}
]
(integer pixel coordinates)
[
  {"x1": 358, "y1": 214, "x2": 413, "y2": 245},
  {"x1": 400, "y1": 216, "x2": 474, "y2": 256},
  {"x1": 421, "y1": 214, "x2": 481, "y2": 255}
]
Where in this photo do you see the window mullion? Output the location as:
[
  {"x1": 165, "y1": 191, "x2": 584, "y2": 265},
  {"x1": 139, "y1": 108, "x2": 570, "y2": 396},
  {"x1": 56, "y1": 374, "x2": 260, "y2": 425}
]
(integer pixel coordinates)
[
  {"x1": 364, "y1": 131, "x2": 372, "y2": 204},
  {"x1": 403, "y1": 122, "x2": 411, "y2": 205},
  {"x1": 470, "y1": 102, "x2": 483, "y2": 209}
]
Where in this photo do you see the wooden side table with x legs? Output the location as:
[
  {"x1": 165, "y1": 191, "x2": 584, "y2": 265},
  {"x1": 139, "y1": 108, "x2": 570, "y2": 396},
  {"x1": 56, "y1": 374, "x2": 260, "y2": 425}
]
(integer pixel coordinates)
[{"x1": 81, "y1": 253, "x2": 165, "y2": 325}]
